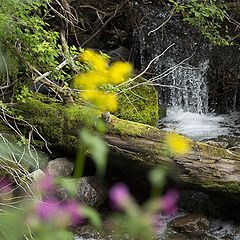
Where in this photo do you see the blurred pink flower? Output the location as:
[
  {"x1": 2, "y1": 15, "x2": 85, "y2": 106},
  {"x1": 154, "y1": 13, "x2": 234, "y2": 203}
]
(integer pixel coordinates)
[
  {"x1": 109, "y1": 182, "x2": 130, "y2": 209},
  {"x1": 38, "y1": 173, "x2": 55, "y2": 192},
  {"x1": 0, "y1": 177, "x2": 12, "y2": 193},
  {"x1": 36, "y1": 198, "x2": 83, "y2": 225},
  {"x1": 63, "y1": 200, "x2": 83, "y2": 225},
  {"x1": 36, "y1": 198, "x2": 60, "y2": 220},
  {"x1": 161, "y1": 188, "x2": 179, "y2": 215}
]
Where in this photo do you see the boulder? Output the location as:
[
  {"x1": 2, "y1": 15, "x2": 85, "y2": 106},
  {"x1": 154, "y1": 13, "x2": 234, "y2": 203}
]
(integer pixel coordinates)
[
  {"x1": 56, "y1": 176, "x2": 107, "y2": 208},
  {"x1": 46, "y1": 157, "x2": 74, "y2": 177}
]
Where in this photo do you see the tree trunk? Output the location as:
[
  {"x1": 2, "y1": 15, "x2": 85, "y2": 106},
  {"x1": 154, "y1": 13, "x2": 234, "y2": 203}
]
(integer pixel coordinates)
[{"x1": 14, "y1": 94, "x2": 240, "y2": 199}]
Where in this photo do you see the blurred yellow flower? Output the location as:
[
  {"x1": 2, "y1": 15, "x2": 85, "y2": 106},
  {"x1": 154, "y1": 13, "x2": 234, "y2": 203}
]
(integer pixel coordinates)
[
  {"x1": 74, "y1": 72, "x2": 107, "y2": 90},
  {"x1": 108, "y1": 62, "x2": 133, "y2": 84},
  {"x1": 81, "y1": 49, "x2": 108, "y2": 73},
  {"x1": 81, "y1": 91, "x2": 118, "y2": 112},
  {"x1": 74, "y1": 49, "x2": 132, "y2": 112},
  {"x1": 102, "y1": 93, "x2": 118, "y2": 112},
  {"x1": 165, "y1": 133, "x2": 190, "y2": 155}
]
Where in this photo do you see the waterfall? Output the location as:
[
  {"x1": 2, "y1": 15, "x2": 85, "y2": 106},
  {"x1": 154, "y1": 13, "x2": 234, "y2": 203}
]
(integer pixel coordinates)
[{"x1": 158, "y1": 60, "x2": 209, "y2": 114}]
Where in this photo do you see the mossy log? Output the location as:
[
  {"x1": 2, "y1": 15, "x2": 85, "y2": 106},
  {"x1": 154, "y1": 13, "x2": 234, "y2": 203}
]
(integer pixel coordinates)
[{"x1": 13, "y1": 95, "x2": 240, "y2": 199}]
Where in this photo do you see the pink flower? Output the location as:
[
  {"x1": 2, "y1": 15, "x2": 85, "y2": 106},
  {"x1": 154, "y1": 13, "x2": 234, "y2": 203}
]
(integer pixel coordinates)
[
  {"x1": 36, "y1": 198, "x2": 83, "y2": 226},
  {"x1": 38, "y1": 173, "x2": 55, "y2": 192},
  {"x1": 109, "y1": 183, "x2": 130, "y2": 209},
  {"x1": 36, "y1": 198, "x2": 60, "y2": 220},
  {"x1": 161, "y1": 188, "x2": 179, "y2": 215},
  {"x1": 63, "y1": 200, "x2": 83, "y2": 225},
  {"x1": 0, "y1": 177, "x2": 12, "y2": 193}
]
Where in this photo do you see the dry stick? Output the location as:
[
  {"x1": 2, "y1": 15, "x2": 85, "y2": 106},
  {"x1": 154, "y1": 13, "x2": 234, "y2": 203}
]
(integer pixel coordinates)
[
  {"x1": 223, "y1": 11, "x2": 240, "y2": 28},
  {"x1": 117, "y1": 46, "x2": 197, "y2": 94},
  {"x1": 30, "y1": 64, "x2": 78, "y2": 102},
  {"x1": 79, "y1": 5, "x2": 108, "y2": 15},
  {"x1": 81, "y1": 5, "x2": 119, "y2": 47},
  {"x1": 149, "y1": 49, "x2": 197, "y2": 83},
  {"x1": 33, "y1": 59, "x2": 76, "y2": 84},
  {"x1": 0, "y1": 107, "x2": 51, "y2": 154},
  {"x1": 148, "y1": 8, "x2": 175, "y2": 36},
  {"x1": 47, "y1": 1, "x2": 75, "y2": 26},
  {"x1": 117, "y1": 43, "x2": 176, "y2": 89},
  {"x1": 60, "y1": 30, "x2": 69, "y2": 55}
]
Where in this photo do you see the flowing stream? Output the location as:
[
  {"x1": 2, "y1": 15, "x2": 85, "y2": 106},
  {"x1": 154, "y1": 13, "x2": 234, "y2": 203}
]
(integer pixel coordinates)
[{"x1": 160, "y1": 107, "x2": 240, "y2": 142}]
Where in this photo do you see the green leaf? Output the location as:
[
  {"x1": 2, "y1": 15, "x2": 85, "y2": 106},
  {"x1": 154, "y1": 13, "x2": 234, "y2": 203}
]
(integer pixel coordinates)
[
  {"x1": 56, "y1": 177, "x2": 78, "y2": 196},
  {"x1": 0, "y1": 210, "x2": 26, "y2": 240},
  {"x1": 80, "y1": 128, "x2": 108, "y2": 177},
  {"x1": 81, "y1": 206, "x2": 102, "y2": 228},
  {"x1": 148, "y1": 167, "x2": 166, "y2": 188}
]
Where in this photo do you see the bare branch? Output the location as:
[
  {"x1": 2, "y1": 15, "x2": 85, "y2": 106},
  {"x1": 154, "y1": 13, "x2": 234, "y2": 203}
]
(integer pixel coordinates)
[
  {"x1": 148, "y1": 8, "x2": 175, "y2": 36},
  {"x1": 81, "y1": 5, "x2": 119, "y2": 47},
  {"x1": 117, "y1": 43, "x2": 176, "y2": 89}
]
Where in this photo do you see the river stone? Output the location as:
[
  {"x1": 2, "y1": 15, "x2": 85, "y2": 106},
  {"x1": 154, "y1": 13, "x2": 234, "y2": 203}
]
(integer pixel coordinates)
[
  {"x1": 46, "y1": 157, "x2": 74, "y2": 177},
  {"x1": 56, "y1": 176, "x2": 106, "y2": 208},
  {"x1": 29, "y1": 169, "x2": 45, "y2": 180},
  {"x1": 170, "y1": 213, "x2": 210, "y2": 234}
]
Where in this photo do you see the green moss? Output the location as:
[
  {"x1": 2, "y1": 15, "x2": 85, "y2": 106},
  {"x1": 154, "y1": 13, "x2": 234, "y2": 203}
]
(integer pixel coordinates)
[
  {"x1": 64, "y1": 104, "x2": 100, "y2": 130},
  {"x1": 116, "y1": 78, "x2": 158, "y2": 126},
  {"x1": 16, "y1": 95, "x2": 65, "y2": 148},
  {"x1": 110, "y1": 115, "x2": 156, "y2": 137},
  {"x1": 196, "y1": 142, "x2": 231, "y2": 159},
  {"x1": 16, "y1": 94, "x2": 103, "y2": 152},
  {"x1": 199, "y1": 179, "x2": 240, "y2": 194}
]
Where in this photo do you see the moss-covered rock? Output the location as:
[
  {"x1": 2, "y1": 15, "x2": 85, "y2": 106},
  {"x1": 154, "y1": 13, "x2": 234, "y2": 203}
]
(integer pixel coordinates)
[
  {"x1": 116, "y1": 78, "x2": 159, "y2": 126},
  {"x1": 15, "y1": 94, "x2": 101, "y2": 152}
]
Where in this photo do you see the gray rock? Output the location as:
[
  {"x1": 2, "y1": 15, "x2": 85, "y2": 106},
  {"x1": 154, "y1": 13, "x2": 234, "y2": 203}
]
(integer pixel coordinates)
[
  {"x1": 47, "y1": 157, "x2": 74, "y2": 177},
  {"x1": 170, "y1": 213, "x2": 210, "y2": 234},
  {"x1": 29, "y1": 169, "x2": 45, "y2": 180},
  {"x1": 109, "y1": 46, "x2": 130, "y2": 62},
  {"x1": 56, "y1": 176, "x2": 107, "y2": 208}
]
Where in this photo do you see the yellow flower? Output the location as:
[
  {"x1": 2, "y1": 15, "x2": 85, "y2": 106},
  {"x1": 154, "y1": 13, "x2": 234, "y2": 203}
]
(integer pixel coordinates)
[
  {"x1": 81, "y1": 90, "x2": 99, "y2": 101},
  {"x1": 74, "y1": 50, "x2": 133, "y2": 113},
  {"x1": 108, "y1": 62, "x2": 133, "y2": 84},
  {"x1": 74, "y1": 72, "x2": 107, "y2": 90},
  {"x1": 81, "y1": 49, "x2": 108, "y2": 73},
  {"x1": 81, "y1": 90, "x2": 118, "y2": 112},
  {"x1": 101, "y1": 93, "x2": 118, "y2": 112},
  {"x1": 165, "y1": 133, "x2": 190, "y2": 155}
]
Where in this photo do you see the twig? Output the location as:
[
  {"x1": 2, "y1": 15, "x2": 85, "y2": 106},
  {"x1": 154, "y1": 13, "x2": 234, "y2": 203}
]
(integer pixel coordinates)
[
  {"x1": 81, "y1": 4, "x2": 119, "y2": 47},
  {"x1": 33, "y1": 59, "x2": 76, "y2": 84},
  {"x1": 79, "y1": 5, "x2": 108, "y2": 15},
  {"x1": 117, "y1": 43, "x2": 176, "y2": 88},
  {"x1": 148, "y1": 8, "x2": 175, "y2": 36}
]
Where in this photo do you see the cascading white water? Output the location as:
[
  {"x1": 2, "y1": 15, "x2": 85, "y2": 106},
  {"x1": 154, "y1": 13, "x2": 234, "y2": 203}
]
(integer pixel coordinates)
[
  {"x1": 158, "y1": 60, "x2": 234, "y2": 140},
  {"x1": 160, "y1": 60, "x2": 209, "y2": 114},
  {"x1": 161, "y1": 107, "x2": 230, "y2": 141}
]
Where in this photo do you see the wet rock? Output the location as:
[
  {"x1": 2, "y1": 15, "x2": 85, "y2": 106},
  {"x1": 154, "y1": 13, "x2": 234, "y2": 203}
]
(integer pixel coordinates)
[
  {"x1": 46, "y1": 157, "x2": 74, "y2": 177},
  {"x1": 164, "y1": 232, "x2": 192, "y2": 240},
  {"x1": 29, "y1": 169, "x2": 45, "y2": 180},
  {"x1": 178, "y1": 190, "x2": 222, "y2": 217},
  {"x1": 209, "y1": 219, "x2": 240, "y2": 240},
  {"x1": 170, "y1": 213, "x2": 210, "y2": 234},
  {"x1": 108, "y1": 46, "x2": 130, "y2": 62},
  {"x1": 131, "y1": 2, "x2": 240, "y2": 114},
  {"x1": 158, "y1": 104, "x2": 167, "y2": 119},
  {"x1": 56, "y1": 176, "x2": 107, "y2": 208}
]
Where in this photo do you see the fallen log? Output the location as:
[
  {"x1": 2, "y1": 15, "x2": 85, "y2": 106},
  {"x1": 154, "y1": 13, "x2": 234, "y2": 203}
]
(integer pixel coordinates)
[{"x1": 13, "y1": 94, "x2": 240, "y2": 199}]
